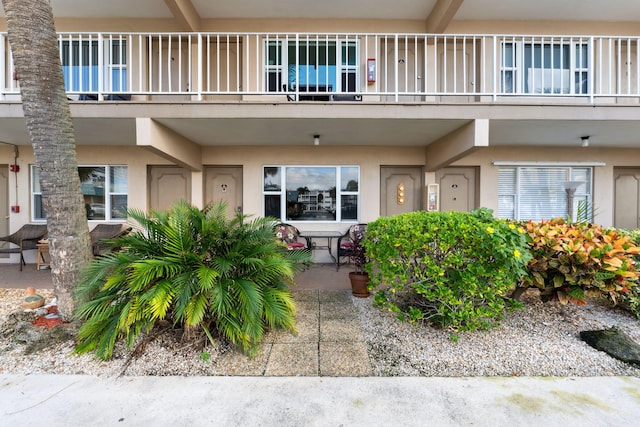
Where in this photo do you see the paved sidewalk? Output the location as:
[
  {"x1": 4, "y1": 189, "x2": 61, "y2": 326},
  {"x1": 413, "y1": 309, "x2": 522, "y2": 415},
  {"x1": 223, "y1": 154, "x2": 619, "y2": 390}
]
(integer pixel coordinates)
[{"x1": 1, "y1": 374, "x2": 639, "y2": 426}]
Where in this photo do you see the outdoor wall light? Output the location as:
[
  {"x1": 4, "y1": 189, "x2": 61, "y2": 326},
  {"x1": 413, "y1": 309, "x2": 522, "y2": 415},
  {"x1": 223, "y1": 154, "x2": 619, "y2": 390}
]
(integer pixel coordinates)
[
  {"x1": 397, "y1": 182, "x2": 406, "y2": 205},
  {"x1": 581, "y1": 136, "x2": 590, "y2": 147},
  {"x1": 313, "y1": 134, "x2": 320, "y2": 146}
]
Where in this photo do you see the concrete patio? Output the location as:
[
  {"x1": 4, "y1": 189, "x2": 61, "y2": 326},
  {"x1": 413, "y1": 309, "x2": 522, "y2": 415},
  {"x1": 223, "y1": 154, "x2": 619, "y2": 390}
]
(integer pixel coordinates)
[{"x1": 0, "y1": 261, "x2": 353, "y2": 292}]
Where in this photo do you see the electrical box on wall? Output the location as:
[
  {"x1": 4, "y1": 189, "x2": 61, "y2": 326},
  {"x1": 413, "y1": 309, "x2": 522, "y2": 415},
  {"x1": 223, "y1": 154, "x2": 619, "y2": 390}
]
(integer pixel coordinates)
[
  {"x1": 367, "y1": 58, "x2": 376, "y2": 83},
  {"x1": 426, "y1": 184, "x2": 439, "y2": 212},
  {"x1": 9, "y1": 164, "x2": 19, "y2": 172},
  {"x1": 11, "y1": 205, "x2": 20, "y2": 213}
]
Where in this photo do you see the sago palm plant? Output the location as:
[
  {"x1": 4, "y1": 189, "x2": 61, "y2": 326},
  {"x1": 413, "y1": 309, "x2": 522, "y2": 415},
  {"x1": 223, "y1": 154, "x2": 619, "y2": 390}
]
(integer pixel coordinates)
[{"x1": 74, "y1": 201, "x2": 311, "y2": 359}]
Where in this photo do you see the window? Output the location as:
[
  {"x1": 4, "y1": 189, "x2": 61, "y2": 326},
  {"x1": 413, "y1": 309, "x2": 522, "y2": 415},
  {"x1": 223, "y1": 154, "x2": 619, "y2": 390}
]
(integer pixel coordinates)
[
  {"x1": 264, "y1": 38, "x2": 359, "y2": 93},
  {"x1": 32, "y1": 165, "x2": 128, "y2": 221},
  {"x1": 501, "y1": 39, "x2": 589, "y2": 95},
  {"x1": 263, "y1": 166, "x2": 359, "y2": 222},
  {"x1": 498, "y1": 166, "x2": 592, "y2": 221},
  {"x1": 60, "y1": 38, "x2": 127, "y2": 92}
]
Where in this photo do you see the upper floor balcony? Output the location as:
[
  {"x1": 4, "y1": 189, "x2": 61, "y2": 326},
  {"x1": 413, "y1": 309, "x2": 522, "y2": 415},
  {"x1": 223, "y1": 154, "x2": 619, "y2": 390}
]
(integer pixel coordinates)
[{"x1": 1, "y1": 32, "x2": 639, "y2": 104}]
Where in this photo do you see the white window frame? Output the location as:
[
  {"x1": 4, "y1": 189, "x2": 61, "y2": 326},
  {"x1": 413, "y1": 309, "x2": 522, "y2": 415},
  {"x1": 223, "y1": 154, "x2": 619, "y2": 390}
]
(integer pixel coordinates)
[
  {"x1": 500, "y1": 38, "x2": 590, "y2": 95},
  {"x1": 105, "y1": 36, "x2": 128, "y2": 93},
  {"x1": 263, "y1": 37, "x2": 360, "y2": 93},
  {"x1": 497, "y1": 165, "x2": 593, "y2": 221},
  {"x1": 262, "y1": 165, "x2": 360, "y2": 223},
  {"x1": 31, "y1": 165, "x2": 128, "y2": 222}
]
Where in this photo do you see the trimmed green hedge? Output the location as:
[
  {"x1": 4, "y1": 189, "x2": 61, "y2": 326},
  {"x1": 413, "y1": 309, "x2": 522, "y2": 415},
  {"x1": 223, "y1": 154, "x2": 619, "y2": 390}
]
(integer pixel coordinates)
[{"x1": 364, "y1": 208, "x2": 531, "y2": 331}]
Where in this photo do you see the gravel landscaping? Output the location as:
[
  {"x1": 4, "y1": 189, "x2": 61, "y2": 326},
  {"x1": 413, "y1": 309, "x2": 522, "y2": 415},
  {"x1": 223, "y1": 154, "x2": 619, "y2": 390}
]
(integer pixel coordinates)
[{"x1": 1, "y1": 287, "x2": 639, "y2": 377}]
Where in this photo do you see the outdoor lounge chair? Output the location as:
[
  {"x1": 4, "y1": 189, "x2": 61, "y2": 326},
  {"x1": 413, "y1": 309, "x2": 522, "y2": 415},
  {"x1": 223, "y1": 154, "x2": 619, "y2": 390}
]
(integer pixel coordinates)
[
  {"x1": 336, "y1": 223, "x2": 367, "y2": 271},
  {"x1": 274, "y1": 223, "x2": 311, "y2": 250},
  {"x1": 0, "y1": 224, "x2": 48, "y2": 271},
  {"x1": 90, "y1": 223, "x2": 132, "y2": 256}
]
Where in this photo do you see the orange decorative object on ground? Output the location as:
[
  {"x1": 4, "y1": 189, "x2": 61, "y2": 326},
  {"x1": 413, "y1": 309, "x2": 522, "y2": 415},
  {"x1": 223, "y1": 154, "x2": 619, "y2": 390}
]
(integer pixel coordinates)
[{"x1": 21, "y1": 287, "x2": 45, "y2": 310}]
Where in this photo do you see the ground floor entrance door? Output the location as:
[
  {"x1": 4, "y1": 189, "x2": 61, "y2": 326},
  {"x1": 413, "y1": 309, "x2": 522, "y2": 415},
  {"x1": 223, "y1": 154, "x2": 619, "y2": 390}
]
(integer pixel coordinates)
[
  {"x1": 614, "y1": 167, "x2": 640, "y2": 229},
  {"x1": 0, "y1": 166, "x2": 8, "y2": 256},
  {"x1": 380, "y1": 166, "x2": 423, "y2": 216},
  {"x1": 148, "y1": 166, "x2": 191, "y2": 211},
  {"x1": 435, "y1": 167, "x2": 478, "y2": 212},
  {"x1": 204, "y1": 166, "x2": 243, "y2": 218}
]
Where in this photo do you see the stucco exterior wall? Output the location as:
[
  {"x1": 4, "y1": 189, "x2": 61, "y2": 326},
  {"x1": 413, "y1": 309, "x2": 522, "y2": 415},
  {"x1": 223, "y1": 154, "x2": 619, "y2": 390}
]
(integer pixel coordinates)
[
  {"x1": 454, "y1": 146, "x2": 640, "y2": 227},
  {"x1": 2, "y1": 17, "x2": 636, "y2": 36},
  {"x1": 202, "y1": 145, "x2": 426, "y2": 229}
]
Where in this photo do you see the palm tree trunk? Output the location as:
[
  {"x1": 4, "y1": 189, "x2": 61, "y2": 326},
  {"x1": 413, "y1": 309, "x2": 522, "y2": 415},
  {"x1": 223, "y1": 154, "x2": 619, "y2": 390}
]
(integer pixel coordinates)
[{"x1": 2, "y1": 0, "x2": 92, "y2": 321}]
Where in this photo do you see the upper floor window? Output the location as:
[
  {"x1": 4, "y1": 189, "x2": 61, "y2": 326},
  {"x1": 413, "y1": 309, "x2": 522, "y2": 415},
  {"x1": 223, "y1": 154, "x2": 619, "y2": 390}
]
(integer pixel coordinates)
[
  {"x1": 264, "y1": 38, "x2": 359, "y2": 94},
  {"x1": 263, "y1": 166, "x2": 359, "y2": 222},
  {"x1": 60, "y1": 37, "x2": 127, "y2": 93},
  {"x1": 501, "y1": 39, "x2": 589, "y2": 95},
  {"x1": 498, "y1": 166, "x2": 592, "y2": 221},
  {"x1": 32, "y1": 165, "x2": 128, "y2": 221}
]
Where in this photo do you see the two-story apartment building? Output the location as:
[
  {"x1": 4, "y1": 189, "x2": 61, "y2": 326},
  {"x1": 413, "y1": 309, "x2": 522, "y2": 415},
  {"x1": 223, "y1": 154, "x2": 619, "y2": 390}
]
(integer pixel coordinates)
[{"x1": 1, "y1": 0, "x2": 640, "y2": 265}]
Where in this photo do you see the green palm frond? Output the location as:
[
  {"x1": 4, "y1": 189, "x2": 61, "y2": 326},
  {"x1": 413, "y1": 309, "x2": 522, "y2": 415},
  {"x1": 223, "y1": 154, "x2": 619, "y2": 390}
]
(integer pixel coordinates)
[{"x1": 74, "y1": 200, "x2": 309, "y2": 360}]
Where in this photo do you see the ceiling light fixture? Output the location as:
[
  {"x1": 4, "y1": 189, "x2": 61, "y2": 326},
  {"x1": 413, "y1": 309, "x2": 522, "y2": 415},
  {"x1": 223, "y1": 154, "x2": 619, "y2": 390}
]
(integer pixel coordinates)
[
  {"x1": 581, "y1": 136, "x2": 590, "y2": 147},
  {"x1": 313, "y1": 134, "x2": 320, "y2": 146}
]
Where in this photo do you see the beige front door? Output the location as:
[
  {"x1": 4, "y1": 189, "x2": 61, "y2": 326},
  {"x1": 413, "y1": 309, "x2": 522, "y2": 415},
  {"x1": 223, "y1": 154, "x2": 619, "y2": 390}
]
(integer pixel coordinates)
[
  {"x1": 148, "y1": 166, "x2": 191, "y2": 211},
  {"x1": 149, "y1": 39, "x2": 190, "y2": 96},
  {"x1": 0, "y1": 166, "x2": 8, "y2": 255},
  {"x1": 380, "y1": 166, "x2": 423, "y2": 216},
  {"x1": 620, "y1": 43, "x2": 638, "y2": 96},
  {"x1": 204, "y1": 166, "x2": 243, "y2": 218},
  {"x1": 614, "y1": 168, "x2": 640, "y2": 229},
  {"x1": 383, "y1": 38, "x2": 424, "y2": 102},
  {"x1": 439, "y1": 41, "x2": 478, "y2": 102},
  {"x1": 436, "y1": 167, "x2": 478, "y2": 212},
  {"x1": 207, "y1": 40, "x2": 241, "y2": 99}
]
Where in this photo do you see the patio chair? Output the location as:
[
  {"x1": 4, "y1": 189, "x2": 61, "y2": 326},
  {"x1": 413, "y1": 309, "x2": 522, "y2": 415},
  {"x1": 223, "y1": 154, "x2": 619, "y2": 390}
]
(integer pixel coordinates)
[
  {"x1": 90, "y1": 223, "x2": 132, "y2": 256},
  {"x1": 0, "y1": 224, "x2": 48, "y2": 271},
  {"x1": 336, "y1": 223, "x2": 367, "y2": 271},
  {"x1": 274, "y1": 223, "x2": 311, "y2": 250}
]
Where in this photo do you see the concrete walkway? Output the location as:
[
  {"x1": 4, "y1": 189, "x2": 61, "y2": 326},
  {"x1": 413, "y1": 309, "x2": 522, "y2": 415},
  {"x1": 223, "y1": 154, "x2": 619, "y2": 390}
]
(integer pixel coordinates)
[{"x1": 266, "y1": 289, "x2": 372, "y2": 376}]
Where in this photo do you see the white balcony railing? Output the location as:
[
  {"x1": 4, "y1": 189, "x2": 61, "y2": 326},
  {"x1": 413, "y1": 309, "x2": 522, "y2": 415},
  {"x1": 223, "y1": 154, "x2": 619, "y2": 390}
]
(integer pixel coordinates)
[{"x1": 1, "y1": 32, "x2": 639, "y2": 103}]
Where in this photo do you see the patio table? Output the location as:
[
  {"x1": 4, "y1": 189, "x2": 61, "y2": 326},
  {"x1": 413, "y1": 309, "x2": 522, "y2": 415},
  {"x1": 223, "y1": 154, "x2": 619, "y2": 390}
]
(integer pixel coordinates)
[{"x1": 300, "y1": 231, "x2": 343, "y2": 267}]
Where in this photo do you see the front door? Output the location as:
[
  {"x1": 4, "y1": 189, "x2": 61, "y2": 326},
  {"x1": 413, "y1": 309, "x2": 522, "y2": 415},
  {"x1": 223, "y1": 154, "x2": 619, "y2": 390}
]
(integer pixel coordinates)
[
  {"x1": 383, "y1": 39, "x2": 424, "y2": 102},
  {"x1": 380, "y1": 166, "x2": 423, "y2": 216},
  {"x1": 620, "y1": 43, "x2": 638, "y2": 96},
  {"x1": 0, "y1": 166, "x2": 8, "y2": 256},
  {"x1": 148, "y1": 166, "x2": 191, "y2": 211},
  {"x1": 435, "y1": 167, "x2": 478, "y2": 212},
  {"x1": 205, "y1": 166, "x2": 243, "y2": 218},
  {"x1": 439, "y1": 41, "x2": 477, "y2": 102},
  {"x1": 614, "y1": 168, "x2": 640, "y2": 228}
]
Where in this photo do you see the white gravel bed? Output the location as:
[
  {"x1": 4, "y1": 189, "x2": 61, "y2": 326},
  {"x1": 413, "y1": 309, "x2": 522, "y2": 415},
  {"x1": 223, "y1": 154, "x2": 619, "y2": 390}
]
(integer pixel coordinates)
[
  {"x1": 352, "y1": 289, "x2": 640, "y2": 377},
  {"x1": 2, "y1": 287, "x2": 640, "y2": 377}
]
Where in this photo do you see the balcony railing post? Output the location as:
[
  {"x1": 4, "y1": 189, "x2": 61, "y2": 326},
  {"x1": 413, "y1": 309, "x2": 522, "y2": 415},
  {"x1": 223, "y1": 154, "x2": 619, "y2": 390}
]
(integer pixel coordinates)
[
  {"x1": 97, "y1": 33, "x2": 104, "y2": 100},
  {"x1": 394, "y1": 34, "x2": 398, "y2": 102},
  {"x1": 0, "y1": 33, "x2": 5, "y2": 100},
  {"x1": 492, "y1": 35, "x2": 497, "y2": 101},
  {"x1": 589, "y1": 36, "x2": 595, "y2": 103},
  {"x1": 197, "y1": 33, "x2": 203, "y2": 100}
]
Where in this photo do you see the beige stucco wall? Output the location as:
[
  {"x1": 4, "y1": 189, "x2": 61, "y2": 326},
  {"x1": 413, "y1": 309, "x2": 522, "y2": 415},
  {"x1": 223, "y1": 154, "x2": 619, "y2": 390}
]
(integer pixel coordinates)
[
  {"x1": 0, "y1": 143, "x2": 425, "y2": 229},
  {"x1": 453, "y1": 146, "x2": 640, "y2": 227},
  {"x1": 2, "y1": 142, "x2": 639, "y2": 261},
  {"x1": 201, "y1": 145, "x2": 426, "y2": 230},
  {"x1": 0, "y1": 145, "x2": 171, "y2": 229},
  {"x1": 2, "y1": 17, "x2": 636, "y2": 36}
]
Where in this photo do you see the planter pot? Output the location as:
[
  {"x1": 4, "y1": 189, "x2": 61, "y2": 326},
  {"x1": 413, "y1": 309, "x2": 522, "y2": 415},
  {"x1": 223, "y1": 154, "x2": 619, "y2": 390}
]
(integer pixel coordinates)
[{"x1": 349, "y1": 272, "x2": 370, "y2": 298}]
